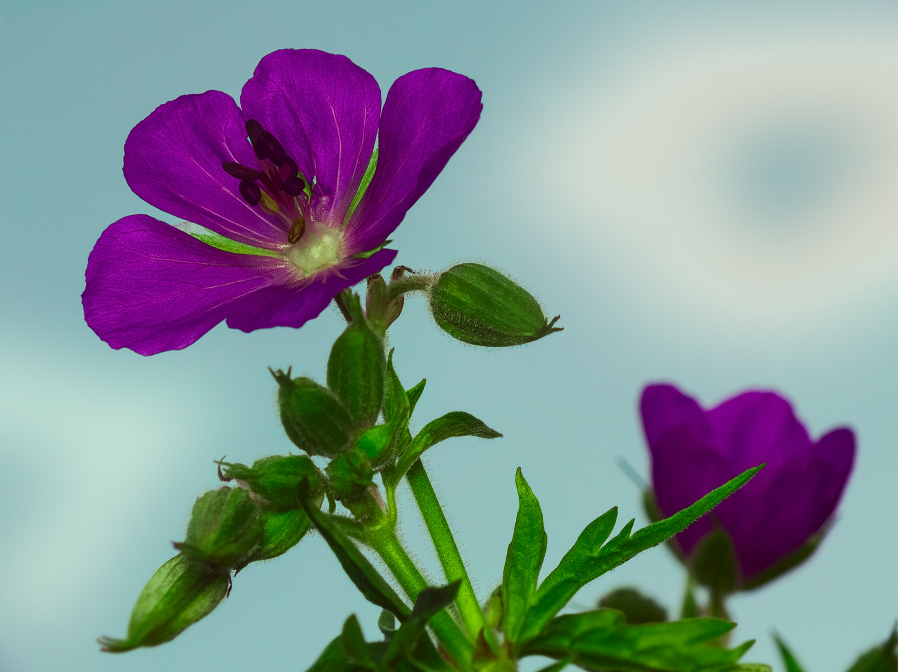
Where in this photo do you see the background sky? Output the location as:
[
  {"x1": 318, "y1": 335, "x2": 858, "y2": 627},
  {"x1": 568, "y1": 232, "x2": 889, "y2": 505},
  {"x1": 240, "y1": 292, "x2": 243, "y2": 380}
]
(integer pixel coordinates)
[{"x1": 2, "y1": 1, "x2": 898, "y2": 671}]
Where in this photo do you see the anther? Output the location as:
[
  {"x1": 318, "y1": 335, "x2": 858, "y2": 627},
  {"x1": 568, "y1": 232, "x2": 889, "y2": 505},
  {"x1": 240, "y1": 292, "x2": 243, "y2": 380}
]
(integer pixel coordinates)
[
  {"x1": 288, "y1": 217, "x2": 306, "y2": 244},
  {"x1": 245, "y1": 119, "x2": 270, "y2": 160},
  {"x1": 222, "y1": 161, "x2": 262, "y2": 181},
  {"x1": 281, "y1": 176, "x2": 306, "y2": 197},
  {"x1": 263, "y1": 132, "x2": 287, "y2": 166},
  {"x1": 238, "y1": 179, "x2": 262, "y2": 206}
]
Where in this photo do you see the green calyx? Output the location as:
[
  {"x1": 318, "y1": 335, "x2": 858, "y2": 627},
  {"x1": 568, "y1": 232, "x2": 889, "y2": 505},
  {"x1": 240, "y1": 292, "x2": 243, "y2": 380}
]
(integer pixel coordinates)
[
  {"x1": 272, "y1": 368, "x2": 354, "y2": 458},
  {"x1": 99, "y1": 555, "x2": 228, "y2": 653},
  {"x1": 218, "y1": 454, "x2": 324, "y2": 509},
  {"x1": 173, "y1": 486, "x2": 264, "y2": 572},
  {"x1": 428, "y1": 263, "x2": 563, "y2": 347},
  {"x1": 690, "y1": 528, "x2": 741, "y2": 597}
]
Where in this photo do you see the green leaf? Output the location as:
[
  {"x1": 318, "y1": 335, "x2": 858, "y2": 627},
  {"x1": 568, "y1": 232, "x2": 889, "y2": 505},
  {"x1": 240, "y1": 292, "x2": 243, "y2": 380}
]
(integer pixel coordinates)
[
  {"x1": 406, "y1": 379, "x2": 426, "y2": 416},
  {"x1": 773, "y1": 633, "x2": 807, "y2": 672},
  {"x1": 176, "y1": 222, "x2": 282, "y2": 258},
  {"x1": 383, "y1": 350, "x2": 410, "y2": 424},
  {"x1": 327, "y1": 293, "x2": 387, "y2": 428},
  {"x1": 521, "y1": 466, "x2": 763, "y2": 643},
  {"x1": 847, "y1": 627, "x2": 898, "y2": 672},
  {"x1": 386, "y1": 583, "x2": 461, "y2": 666},
  {"x1": 522, "y1": 610, "x2": 749, "y2": 672},
  {"x1": 298, "y1": 480, "x2": 410, "y2": 620},
  {"x1": 345, "y1": 148, "x2": 378, "y2": 225},
  {"x1": 98, "y1": 555, "x2": 228, "y2": 653},
  {"x1": 502, "y1": 468, "x2": 548, "y2": 643},
  {"x1": 395, "y1": 411, "x2": 502, "y2": 479},
  {"x1": 534, "y1": 658, "x2": 572, "y2": 672},
  {"x1": 343, "y1": 615, "x2": 376, "y2": 669},
  {"x1": 304, "y1": 635, "x2": 362, "y2": 672}
]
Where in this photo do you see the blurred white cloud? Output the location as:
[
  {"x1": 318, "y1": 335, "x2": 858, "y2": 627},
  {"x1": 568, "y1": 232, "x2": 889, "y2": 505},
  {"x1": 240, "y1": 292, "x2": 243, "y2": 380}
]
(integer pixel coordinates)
[{"x1": 544, "y1": 25, "x2": 898, "y2": 330}]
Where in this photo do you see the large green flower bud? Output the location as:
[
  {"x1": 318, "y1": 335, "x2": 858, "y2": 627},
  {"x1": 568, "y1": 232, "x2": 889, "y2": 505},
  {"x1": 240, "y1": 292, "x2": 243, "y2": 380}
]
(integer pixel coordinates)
[
  {"x1": 174, "y1": 487, "x2": 264, "y2": 572},
  {"x1": 428, "y1": 263, "x2": 562, "y2": 347},
  {"x1": 99, "y1": 555, "x2": 228, "y2": 652},
  {"x1": 272, "y1": 368, "x2": 354, "y2": 458},
  {"x1": 219, "y1": 454, "x2": 324, "y2": 509},
  {"x1": 327, "y1": 292, "x2": 386, "y2": 428}
]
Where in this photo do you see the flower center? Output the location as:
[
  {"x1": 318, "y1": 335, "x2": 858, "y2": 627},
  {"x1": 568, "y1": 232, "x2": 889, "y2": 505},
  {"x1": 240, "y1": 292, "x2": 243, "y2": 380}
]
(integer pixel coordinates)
[
  {"x1": 286, "y1": 221, "x2": 344, "y2": 278},
  {"x1": 222, "y1": 120, "x2": 313, "y2": 245}
]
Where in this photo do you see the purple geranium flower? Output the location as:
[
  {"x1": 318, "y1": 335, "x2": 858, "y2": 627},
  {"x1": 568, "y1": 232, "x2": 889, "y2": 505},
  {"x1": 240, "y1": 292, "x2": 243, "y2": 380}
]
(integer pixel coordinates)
[
  {"x1": 82, "y1": 49, "x2": 482, "y2": 355},
  {"x1": 641, "y1": 383, "x2": 855, "y2": 587}
]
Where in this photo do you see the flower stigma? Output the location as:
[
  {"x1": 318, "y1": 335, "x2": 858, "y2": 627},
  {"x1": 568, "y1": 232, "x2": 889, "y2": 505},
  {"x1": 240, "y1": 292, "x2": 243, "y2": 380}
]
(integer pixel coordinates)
[{"x1": 286, "y1": 221, "x2": 344, "y2": 279}]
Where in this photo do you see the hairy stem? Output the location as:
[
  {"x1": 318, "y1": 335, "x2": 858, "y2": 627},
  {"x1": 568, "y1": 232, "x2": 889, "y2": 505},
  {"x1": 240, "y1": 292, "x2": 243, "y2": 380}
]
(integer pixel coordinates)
[
  {"x1": 368, "y1": 529, "x2": 474, "y2": 669},
  {"x1": 406, "y1": 459, "x2": 485, "y2": 638},
  {"x1": 387, "y1": 273, "x2": 437, "y2": 301}
]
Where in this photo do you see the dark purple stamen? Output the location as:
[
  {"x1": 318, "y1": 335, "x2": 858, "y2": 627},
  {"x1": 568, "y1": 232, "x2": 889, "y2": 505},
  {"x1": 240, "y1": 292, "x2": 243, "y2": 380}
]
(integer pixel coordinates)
[
  {"x1": 263, "y1": 131, "x2": 287, "y2": 165},
  {"x1": 222, "y1": 161, "x2": 262, "y2": 180},
  {"x1": 245, "y1": 120, "x2": 270, "y2": 160},
  {"x1": 281, "y1": 176, "x2": 306, "y2": 196},
  {"x1": 239, "y1": 179, "x2": 262, "y2": 206}
]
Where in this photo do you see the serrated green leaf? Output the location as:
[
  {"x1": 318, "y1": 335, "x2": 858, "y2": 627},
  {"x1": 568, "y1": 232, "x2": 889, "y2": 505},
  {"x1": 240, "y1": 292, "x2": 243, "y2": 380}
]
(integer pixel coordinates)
[
  {"x1": 503, "y1": 468, "x2": 548, "y2": 643},
  {"x1": 522, "y1": 611, "x2": 747, "y2": 672},
  {"x1": 343, "y1": 615, "x2": 376, "y2": 669},
  {"x1": 298, "y1": 480, "x2": 410, "y2": 620},
  {"x1": 521, "y1": 466, "x2": 762, "y2": 643},
  {"x1": 773, "y1": 633, "x2": 807, "y2": 672},
  {"x1": 395, "y1": 411, "x2": 502, "y2": 478}
]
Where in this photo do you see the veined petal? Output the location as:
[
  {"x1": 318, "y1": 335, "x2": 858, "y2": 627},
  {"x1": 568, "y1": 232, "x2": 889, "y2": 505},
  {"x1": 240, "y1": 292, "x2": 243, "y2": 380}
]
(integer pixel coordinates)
[
  {"x1": 225, "y1": 248, "x2": 397, "y2": 332},
  {"x1": 124, "y1": 91, "x2": 286, "y2": 248},
  {"x1": 345, "y1": 68, "x2": 482, "y2": 253},
  {"x1": 240, "y1": 49, "x2": 381, "y2": 225},
  {"x1": 82, "y1": 215, "x2": 291, "y2": 356}
]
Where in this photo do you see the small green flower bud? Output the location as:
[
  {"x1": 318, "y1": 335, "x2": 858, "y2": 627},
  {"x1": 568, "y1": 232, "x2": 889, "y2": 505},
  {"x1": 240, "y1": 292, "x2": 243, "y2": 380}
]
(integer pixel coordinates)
[
  {"x1": 326, "y1": 450, "x2": 375, "y2": 502},
  {"x1": 598, "y1": 587, "x2": 668, "y2": 624},
  {"x1": 219, "y1": 455, "x2": 324, "y2": 509},
  {"x1": 428, "y1": 263, "x2": 562, "y2": 347},
  {"x1": 327, "y1": 292, "x2": 386, "y2": 428},
  {"x1": 272, "y1": 368, "x2": 354, "y2": 457},
  {"x1": 366, "y1": 273, "x2": 405, "y2": 335},
  {"x1": 99, "y1": 555, "x2": 228, "y2": 653},
  {"x1": 690, "y1": 528, "x2": 740, "y2": 596},
  {"x1": 174, "y1": 487, "x2": 264, "y2": 572},
  {"x1": 245, "y1": 506, "x2": 314, "y2": 565}
]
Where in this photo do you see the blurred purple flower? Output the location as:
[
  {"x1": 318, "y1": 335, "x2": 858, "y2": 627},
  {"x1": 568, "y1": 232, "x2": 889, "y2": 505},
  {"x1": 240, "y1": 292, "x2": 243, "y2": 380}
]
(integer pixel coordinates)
[
  {"x1": 82, "y1": 49, "x2": 482, "y2": 355},
  {"x1": 641, "y1": 383, "x2": 855, "y2": 586}
]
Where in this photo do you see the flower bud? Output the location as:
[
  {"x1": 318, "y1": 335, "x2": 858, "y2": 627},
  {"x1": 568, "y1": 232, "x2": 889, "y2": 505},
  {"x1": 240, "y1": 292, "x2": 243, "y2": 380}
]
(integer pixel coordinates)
[
  {"x1": 689, "y1": 529, "x2": 739, "y2": 596},
  {"x1": 327, "y1": 292, "x2": 386, "y2": 428},
  {"x1": 219, "y1": 455, "x2": 324, "y2": 509},
  {"x1": 272, "y1": 368, "x2": 354, "y2": 457},
  {"x1": 244, "y1": 506, "x2": 314, "y2": 566},
  {"x1": 428, "y1": 263, "x2": 562, "y2": 347},
  {"x1": 174, "y1": 486, "x2": 264, "y2": 572},
  {"x1": 99, "y1": 555, "x2": 228, "y2": 652},
  {"x1": 326, "y1": 450, "x2": 375, "y2": 502},
  {"x1": 365, "y1": 273, "x2": 405, "y2": 335},
  {"x1": 598, "y1": 587, "x2": 668, "y2": 624}
]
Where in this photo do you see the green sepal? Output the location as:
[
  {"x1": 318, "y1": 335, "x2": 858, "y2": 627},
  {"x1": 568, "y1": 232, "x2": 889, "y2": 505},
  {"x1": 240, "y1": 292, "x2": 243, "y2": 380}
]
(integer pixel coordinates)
[
  {"x1": 428, "y1": 263, "x2": 562, "y2": 347},
  {"x1": 345, "y1": 148, "x2": 378, "y2": 225},
  {"x1": 273, "y1": 369, "x2": 354, "y2": 458},
  {"x1": 327, "y1": 293, "x2": 387, "y2": 429},
  {"x1": 383, "y1": 350, "x2": 411, "y2": 424},
  {"x1": 177, "y1": 222, "x2": 281, "y2": 258},
  {"x1": 395, "y1": 411, "x2": 502, "y2": 479},
  {"x1": 406, "y1": 380, "x2": 426, "y2": 415},
  {"x1": 847, "y1": 627, "x2": 898, "y2": 672},
  {"x1": 521, "y1": 610, "x2": 750, "y2": 672},
  {"x1": 173, "y1": 487, "x2": 264, "y2": 572},
  {"x1": 353, "y1": 239, "x2": 393, "y2": 259},
  {"x1": 773, "y1": 633, "x2": 808, "y2": 672},
  {"x1": 598, "y1": 587, "x2": 668, "y2": 624},
  {"x1": 327, "y1": 450, "x2": 376, "y2": 502},
  {"x1": 502, "y1": 468, "x2": 548, "y2": 643},
  {"x1": 298, "y1": 479, "x2": 411, "y2": 620},
  {"x1": 219, "y1": 454, "x2": 324, "y2": 509},
  {"x1": 520, "y1": 465, "x2": 763, "y2": 643},
  {"x1": 367, "y1": 275, "x2": 404, "y2": 335},
  {"x1": 98, "y1": 555, "x2": 228, "y2": 652},
  {"x1": 355, "y1": 415, "x2": 409, "y2": 470},
  {"x1": 242, "y1": 504, "x2": 317, "y2": 567},
  {"x1": 690, "y1": 528, "x2": 740, "y2": 596}
]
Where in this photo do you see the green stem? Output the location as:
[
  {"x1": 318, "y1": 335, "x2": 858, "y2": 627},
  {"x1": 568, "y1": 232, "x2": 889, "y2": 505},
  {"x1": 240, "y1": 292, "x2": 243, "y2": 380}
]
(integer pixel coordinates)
[
  {"x1": 405, "y1": 459, "x2": 486, "y2": 638},
  {"x1": 368, "y1": 528, "x2": 473, "y2": 669},
  {"x1": 387, "y1": 274, "x2": 437, "y2": 301}
]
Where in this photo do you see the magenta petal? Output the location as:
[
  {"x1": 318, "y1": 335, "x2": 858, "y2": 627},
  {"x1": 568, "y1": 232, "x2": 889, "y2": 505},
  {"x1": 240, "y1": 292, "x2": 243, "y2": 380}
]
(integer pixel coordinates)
[
  {"x1": 225, "y1": 248, "x2": 398, "y2": 332},
  {"x1": 82, "y1": 215, "x2": 291, "y2": 356},
  {"x1": 345, "y1": 68, "x2": 483, "y2": 252},
  {"x1": 240, "y1": 49, "x2": 381, "y2": 225},
  {"x1": 124, "y1": 91, "x2": 286, "y2": 248}
]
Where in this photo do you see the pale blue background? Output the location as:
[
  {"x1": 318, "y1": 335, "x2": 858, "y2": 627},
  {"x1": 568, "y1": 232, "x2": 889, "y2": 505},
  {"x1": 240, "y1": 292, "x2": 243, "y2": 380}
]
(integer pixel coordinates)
[{"x1": 2, "y1": 2, "x2": 897, "y2": 671}]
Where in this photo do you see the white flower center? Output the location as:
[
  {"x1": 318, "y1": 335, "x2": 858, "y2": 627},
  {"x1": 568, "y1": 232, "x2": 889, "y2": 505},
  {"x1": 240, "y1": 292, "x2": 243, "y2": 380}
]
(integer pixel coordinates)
[{"x1": 286, "y1": 221, "x2": 344, "y2": 278}]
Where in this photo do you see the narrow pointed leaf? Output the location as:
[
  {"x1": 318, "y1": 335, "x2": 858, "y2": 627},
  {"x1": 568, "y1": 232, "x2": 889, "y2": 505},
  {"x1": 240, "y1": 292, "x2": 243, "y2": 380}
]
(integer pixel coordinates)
[
  {"x1": 774, "y1": 634, "x2": 807, "y2": 672},
  {"x1": 847, "y1": 627, "x2": 898, "y2": 672},
  {"x1": 522, "y1": 466, "x2": 762, "y2": 642},
  {"x1": 406, "y1": 379, "x2": 426, "y2": 415},
  {"x1": 299, "y1": 480, "x2": 410, "y2": 620},
  {"x1": 386, "y1": 582, "x2": 461, "y2": 662},
  {"x1": 384, "y1": 350, "x2": 410, "y2": 424},
  {"x1": 395, "y1": 411, "x2": 501, "y2": 478},
  {"x1": 342, "y1": 615, "x2": 376, "y2": 669},
  {"x1": 503, "y1": 468, "x2": 548, "y2": 643}
]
